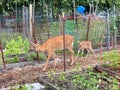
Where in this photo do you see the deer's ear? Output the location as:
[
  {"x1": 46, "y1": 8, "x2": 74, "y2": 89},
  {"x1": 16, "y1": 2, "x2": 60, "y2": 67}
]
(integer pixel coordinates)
[
  {"x1": 30, "y1": 42, "x2": 36, "y2": 46},
  {"x1": 30, "y1": 42, "x2": 34, "y2": 45},
  {"x1": 38, "y1": 41, "x2": 41, "y2": 44}
]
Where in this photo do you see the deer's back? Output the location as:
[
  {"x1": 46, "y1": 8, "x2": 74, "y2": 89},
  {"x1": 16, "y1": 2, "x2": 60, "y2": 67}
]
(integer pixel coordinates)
[{"x1": 44, "y1": 35, "x2": 74, "y2": 51}]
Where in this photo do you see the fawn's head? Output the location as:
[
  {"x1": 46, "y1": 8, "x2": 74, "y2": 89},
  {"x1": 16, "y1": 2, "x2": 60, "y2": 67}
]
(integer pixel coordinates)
[{"x1": 77, "y1": 41, "x2": 81, "y2": 49}]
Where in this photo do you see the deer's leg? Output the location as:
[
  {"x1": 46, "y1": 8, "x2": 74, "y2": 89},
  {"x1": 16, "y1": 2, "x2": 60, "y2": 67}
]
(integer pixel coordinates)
[
  {"x1": 53, "y1": 53, "x2": 57, "y2": 68},
  {"x1": 43, "y1": 52, "x2": 53, "y2": 71},
  {"x1": 89, "y1": 47, "x2": 96, "y2": 57},
  {"x1": 67, "y1": 47, "x2": 74, "y2": 65}
]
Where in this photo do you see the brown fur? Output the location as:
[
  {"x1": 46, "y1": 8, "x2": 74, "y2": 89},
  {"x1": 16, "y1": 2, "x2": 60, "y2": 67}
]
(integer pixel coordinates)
[
  {"x1": 77, "y1": 41, "x2": 96, "y2": 60},
  {"x1": 31, "y1": 35, "x2": 74, "y2": 71}
]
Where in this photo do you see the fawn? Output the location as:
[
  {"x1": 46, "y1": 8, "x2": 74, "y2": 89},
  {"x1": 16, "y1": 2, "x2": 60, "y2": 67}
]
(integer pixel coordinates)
[{"x1": 76, "y1": 41, "x2": 96, "y2": 60}]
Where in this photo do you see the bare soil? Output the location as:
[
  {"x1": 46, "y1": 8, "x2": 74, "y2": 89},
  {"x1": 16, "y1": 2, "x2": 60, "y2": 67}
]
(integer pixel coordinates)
[
  {"x1": 0, "y1": 55, "x2": 100, "y2": 88},
  {"x1": 0, "y1": 45, "x2": 120, "y2": 88}
]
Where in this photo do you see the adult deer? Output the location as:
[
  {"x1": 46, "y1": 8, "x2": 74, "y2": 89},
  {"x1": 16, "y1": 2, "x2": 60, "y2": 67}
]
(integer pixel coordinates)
[
  {"x1": 76, "y1": 41, "x2": 96, "y2": 60},
  {"x1": 31, "y1": 35, "x2": 74, "y2": 71}
]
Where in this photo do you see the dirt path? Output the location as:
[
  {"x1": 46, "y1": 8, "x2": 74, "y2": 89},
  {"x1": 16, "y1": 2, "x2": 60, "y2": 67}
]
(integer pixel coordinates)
[{"x1": 0, "y1": 54, "x2": 102, "y2": 88}]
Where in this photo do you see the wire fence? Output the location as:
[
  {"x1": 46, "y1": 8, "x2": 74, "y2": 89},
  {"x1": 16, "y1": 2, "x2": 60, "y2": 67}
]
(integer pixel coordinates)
[{"x1": 0, "y1": 9, "x2": 119, "y2": 70}]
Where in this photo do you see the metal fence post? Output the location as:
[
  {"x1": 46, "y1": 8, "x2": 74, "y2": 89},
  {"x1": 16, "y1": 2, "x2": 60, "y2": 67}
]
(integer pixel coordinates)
[{"x1": 0, "y1": 40, "x2": 6, "y2": 69}]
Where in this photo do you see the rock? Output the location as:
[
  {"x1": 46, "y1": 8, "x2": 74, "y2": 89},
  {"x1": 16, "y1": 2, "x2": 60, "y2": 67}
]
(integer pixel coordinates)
[{"x1": 25, "y1": 83, "x2": 45, "y2": 90}]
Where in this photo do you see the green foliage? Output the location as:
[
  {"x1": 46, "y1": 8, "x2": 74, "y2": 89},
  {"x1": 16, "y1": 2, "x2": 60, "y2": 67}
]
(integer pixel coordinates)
[
  {"x1": 89, "y1": 19, "x2": 106, "y2": 47},
  {"x1": 116, "y1": 15, "x2": 120, "y2": 36},
  {"x1": 25, "y1": 51, "x2": 46, "y2": 61},
  {"x1": 112, "y1": 78, "x2": 119, "y2": 90},
  {"x1": 48, "y1": 69, "x2": 56, "y2": 81},
  {"x1": 59, "y1": 72, "x2": 66, "y2": 81},
  {"x1": 51, "y1": 22, "x2": 60, "y2": 37},
  {"x1": 46, "y1": 66, "x2": 119, "y2": 90},
  {"x1": 102, "y1": 50, "x2": 120, "y2": 69},
  {"x1": 110, "y1": 16, "x2": 117, "y2": 35},
  {"x1": 4, "y1": 55, "x2": 19, "y2": 64},
  {"x1": 0, "y1": 0, "x2": 120, "y2": 15},
  {"x1": 74, "y1": 63, "x2": 82, "y2": 71},
  {"x1": 10, "y1": 84, "x2": 33, "y2": 90},
  {"x1": 72, "y1": 73, "x2": 99, "y2": 90},
  {"x1": 5, "y1": 36, "x2": 30, "y2": 55},
  {"x1": 76, "y1": 19, "x2": 106, "y2": 48},
  {"x1": 38, "y1": 53, "x2": 46, "y2": 60},
  {"x1": 0, "y1": 32, "x2": 14, "y2": 48}
]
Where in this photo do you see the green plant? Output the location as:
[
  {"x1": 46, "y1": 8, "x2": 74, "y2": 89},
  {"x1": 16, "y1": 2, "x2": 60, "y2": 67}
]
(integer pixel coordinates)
[
  {"x1": 59, "y1": 72, "x2": 66, "y2": 81},
  {"x1": 74, "y1": 63, "x2": 82, "y2": 71},
  {"x1": 48, "y1": 69, "x2": 56, "y2": 81},
  {"x1": 0, "y1": 32, "x2": 14, "y2": 48},
  {"x1": 25, "y1": 52, "x2": 46, "y2": 61},
  {"x1": 71, "y1": 70, "x2": 99, "y2": 90},
  {"x1": 38, "y1": 53, "x2": 46, "y2": 60},
  {"x1": 45, "y1": 66, "x2": 119, "y2": 90},
  {"x1": 25, "y1": 52, "x2": 37, "y2": 61},
  {"x1": 4, "y1": 55, "x2": 19, "y2": 64},
  {"x1": 102, "y1": 50, "x2": 120, "y2": 69},
  {"x1": 52, "y1": 22, "x2": 60, "y2": 36},
  {"x1": 76, "y1": 19, "x2": 105, "y2": 48},
  {"x1": 112, "y1": 78, "x2": 119, "y2": 90},
  {"x1": 10, "y1": 84, "x2": 33, "y2": 90},
  {"x1": 5, "y1": 36, "x2": 30, "y2": 55}
]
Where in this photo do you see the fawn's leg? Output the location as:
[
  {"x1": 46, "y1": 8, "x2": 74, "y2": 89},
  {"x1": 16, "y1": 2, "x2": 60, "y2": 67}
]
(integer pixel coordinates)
[
  {"x1": 81, "y1": 48, "x2": 84, "y2": 60},
  {"x1": 53, "y1": 53, "x2": 57, "y2": 68},
  {"x1": 85, "y1": 49, "x2": 89, "y2": 60},
  {"x1": 89, "y1": 47, "x2": 96, "y2": 57},
  {"x1": 76, "y1": 49, "x2": 81, "y2": 60}
]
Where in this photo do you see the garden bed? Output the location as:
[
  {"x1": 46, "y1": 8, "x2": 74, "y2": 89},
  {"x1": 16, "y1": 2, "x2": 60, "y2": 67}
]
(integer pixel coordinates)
[
  {"x1": 40, "y1": 66, "x2": 120, "y2": 90},
  {"x1": 0, "y1": 47, "x2": 120, "y2": 89}
]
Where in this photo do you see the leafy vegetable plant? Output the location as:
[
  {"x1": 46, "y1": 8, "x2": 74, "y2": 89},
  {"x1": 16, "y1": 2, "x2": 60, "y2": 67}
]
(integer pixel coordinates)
[{"x1": 5, "y1": 36, "x2": 30, "y2": 55}]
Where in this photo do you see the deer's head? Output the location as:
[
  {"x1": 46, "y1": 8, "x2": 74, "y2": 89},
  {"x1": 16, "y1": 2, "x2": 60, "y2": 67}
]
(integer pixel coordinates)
[
  {"x1": 30, "y1": 42, "x2": 45, "y2": 52},
  {"x1": 30, "y1": 42, "x2": 39, "y2": 51}
]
